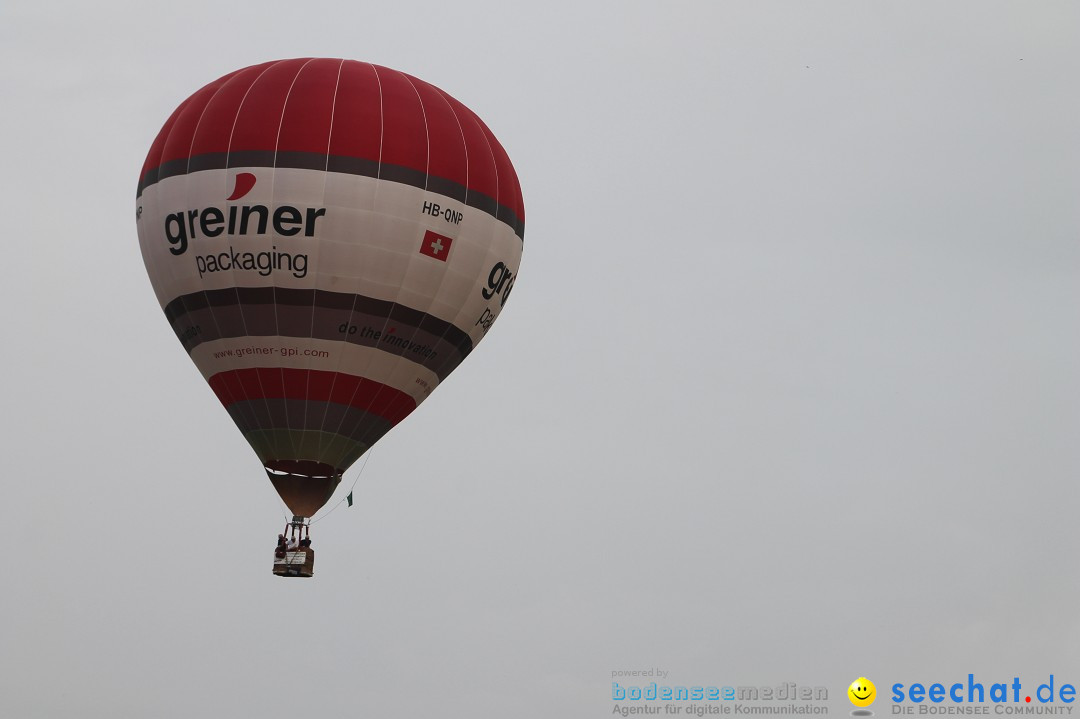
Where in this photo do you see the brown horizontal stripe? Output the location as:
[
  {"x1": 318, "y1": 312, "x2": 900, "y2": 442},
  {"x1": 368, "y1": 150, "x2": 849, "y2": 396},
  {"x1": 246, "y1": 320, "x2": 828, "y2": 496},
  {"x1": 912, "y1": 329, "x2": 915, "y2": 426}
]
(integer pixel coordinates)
[
  {"x1": 224, "y1": 398, "x2": 394, "y2": 446},
  {"x1": 166, "y1": 287, "x2": 473, "y2": 380}
]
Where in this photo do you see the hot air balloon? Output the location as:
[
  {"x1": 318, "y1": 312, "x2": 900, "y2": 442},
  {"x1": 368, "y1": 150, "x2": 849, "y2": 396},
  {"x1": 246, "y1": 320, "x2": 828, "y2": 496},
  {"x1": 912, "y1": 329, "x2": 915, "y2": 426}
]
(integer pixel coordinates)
[{"x1": 135, "y1": 59, "x2": 524, "y2": 576}]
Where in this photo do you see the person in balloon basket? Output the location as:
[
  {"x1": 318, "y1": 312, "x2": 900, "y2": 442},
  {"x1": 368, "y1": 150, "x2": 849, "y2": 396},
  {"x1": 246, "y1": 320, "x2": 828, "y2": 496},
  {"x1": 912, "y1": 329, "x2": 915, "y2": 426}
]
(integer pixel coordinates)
[
  {"x1": 275, "y1": 532, "x2": 310, "y2": 556},
  {"x1": 275, "y1": 534, "x2": 287, "y2": 559}
]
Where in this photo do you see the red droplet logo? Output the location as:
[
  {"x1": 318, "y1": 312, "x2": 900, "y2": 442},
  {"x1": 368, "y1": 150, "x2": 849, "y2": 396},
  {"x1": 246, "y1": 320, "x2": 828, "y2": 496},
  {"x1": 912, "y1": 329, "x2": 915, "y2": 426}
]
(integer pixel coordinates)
[{"x1": 226, "y1": 172, "x2": 257, "y2": 201}]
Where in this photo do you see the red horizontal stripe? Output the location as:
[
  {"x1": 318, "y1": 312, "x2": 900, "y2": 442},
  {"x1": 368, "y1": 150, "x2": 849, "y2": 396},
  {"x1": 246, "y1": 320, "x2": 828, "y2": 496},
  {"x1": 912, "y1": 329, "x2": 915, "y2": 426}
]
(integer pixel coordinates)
[{"x1": 208, "y1": 368, "x2": 416, "y2": 425}]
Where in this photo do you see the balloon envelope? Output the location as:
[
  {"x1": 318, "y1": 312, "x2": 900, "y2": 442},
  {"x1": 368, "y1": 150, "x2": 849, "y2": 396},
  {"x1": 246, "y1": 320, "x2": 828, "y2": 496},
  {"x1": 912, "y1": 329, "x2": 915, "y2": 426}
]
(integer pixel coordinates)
[{"x1": 136, "y1": 59, "x2": 524, "y2": 517}]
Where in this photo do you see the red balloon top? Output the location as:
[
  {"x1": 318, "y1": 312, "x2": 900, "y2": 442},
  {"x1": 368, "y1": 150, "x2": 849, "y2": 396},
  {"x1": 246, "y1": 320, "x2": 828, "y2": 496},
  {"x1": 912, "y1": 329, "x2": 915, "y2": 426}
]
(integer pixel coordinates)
[{"x1": 138, "y1": 58, "x2": 524, "y2": 240}]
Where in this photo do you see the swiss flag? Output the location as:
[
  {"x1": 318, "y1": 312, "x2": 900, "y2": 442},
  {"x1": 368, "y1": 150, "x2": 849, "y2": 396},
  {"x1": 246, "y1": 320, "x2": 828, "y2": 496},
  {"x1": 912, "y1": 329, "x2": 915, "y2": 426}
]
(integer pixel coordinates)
[{"x1": 419, "y1": 230, "x2": 453, "y2": 261}]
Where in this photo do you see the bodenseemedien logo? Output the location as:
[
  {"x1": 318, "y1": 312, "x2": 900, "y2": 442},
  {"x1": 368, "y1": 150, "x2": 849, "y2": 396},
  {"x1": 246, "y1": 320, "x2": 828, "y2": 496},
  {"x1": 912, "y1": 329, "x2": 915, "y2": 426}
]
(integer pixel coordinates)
[{"x1": 610, "y1": 672, "x2": 828, "y2": 717}]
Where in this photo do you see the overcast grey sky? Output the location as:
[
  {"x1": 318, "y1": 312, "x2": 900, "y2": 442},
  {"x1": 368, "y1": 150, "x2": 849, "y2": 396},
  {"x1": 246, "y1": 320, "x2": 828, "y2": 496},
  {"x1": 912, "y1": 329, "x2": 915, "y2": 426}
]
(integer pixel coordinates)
[{"x1": 2, "y1": 1, "x2": 1078, "y2": 717}]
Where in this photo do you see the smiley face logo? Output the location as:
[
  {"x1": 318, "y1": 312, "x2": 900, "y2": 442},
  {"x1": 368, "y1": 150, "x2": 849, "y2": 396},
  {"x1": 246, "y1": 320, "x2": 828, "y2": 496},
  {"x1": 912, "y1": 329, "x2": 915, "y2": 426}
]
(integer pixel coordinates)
[{"x1": 848, "y1": 677, "x2": 876, "y2": 708}]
